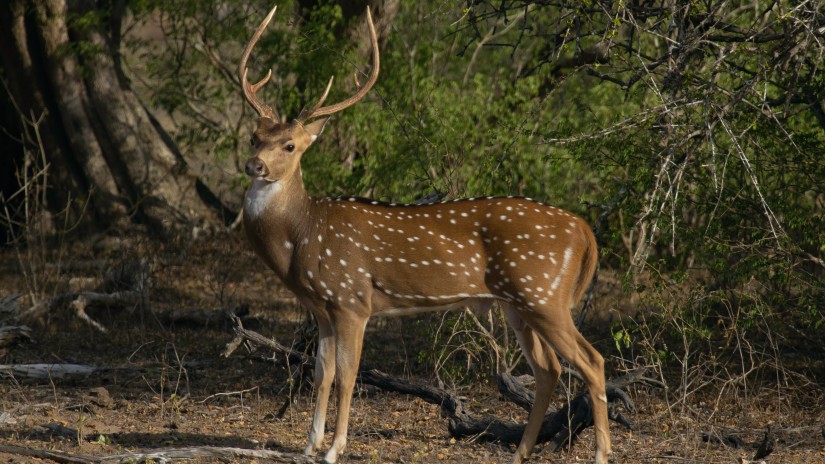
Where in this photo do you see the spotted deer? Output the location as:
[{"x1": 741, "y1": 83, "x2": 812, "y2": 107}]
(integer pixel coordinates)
[{"x1": 238, "y1": 6, "x2": 610, "y2": 464}]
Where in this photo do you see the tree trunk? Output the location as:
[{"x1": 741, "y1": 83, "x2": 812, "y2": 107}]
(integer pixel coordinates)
[
  {"x1": 0, "y1": 0, "x2": 85, "y2": 224},
  {"x1": 0, "y1": 0, "x2": 231, "y2": 238}
]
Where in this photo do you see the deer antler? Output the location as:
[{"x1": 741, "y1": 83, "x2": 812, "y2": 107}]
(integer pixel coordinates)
[
  {"x1": 297, "y1": 7, "x2": 380, "y2": 123},
  {"x1": 238, "y1": 6, "x2": 279, "y2": 121}
]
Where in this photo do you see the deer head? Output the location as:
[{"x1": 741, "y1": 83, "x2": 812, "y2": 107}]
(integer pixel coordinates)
[{"x1": 237, "y1": 6, "x2": 379, "y2": 187}]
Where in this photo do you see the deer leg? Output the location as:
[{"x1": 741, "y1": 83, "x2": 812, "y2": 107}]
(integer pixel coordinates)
[
  {"x1": 504, "y1": 307, "x2": 562, "y2": 463},
  {"x1": 322, "y1": 313, "x2": 368, "y2": 464},
  {"x1": 305, "y1": 319, "x2": 336, "y2": 456},
  {"x1": 529, "y1": 316, "x2": 610, "y2": 464},
  {"x1": 573, "y1": 329, "x2": 611, "y2": 463}
]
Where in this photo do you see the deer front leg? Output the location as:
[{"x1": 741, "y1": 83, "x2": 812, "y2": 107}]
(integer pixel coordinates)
[
  {"x1": 305, "y1": 320, "x2": 335, "y2": 456},
  {"x1": 322, "y1": 313, "x2": 368, "y2": 464}
]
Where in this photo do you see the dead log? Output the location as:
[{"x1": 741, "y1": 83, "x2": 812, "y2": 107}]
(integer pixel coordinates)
[
  {"x1": 99, "y1": 447, "x2": 313, "y2": 463},
  {"x1": 0, "y1": 363, "x2": 96, "y2": 379},
  {"x1": 497, "y1": 372, "x2": 538, "y2": 412},
  {"x1": 0, "y1": 444, "x2": 312, "y2": 464},
  {"x1": 225, "y1": 315, "x2": 659, "y2": 450},
  {"x1": 0, "y1": 444, "x2": 94, "y2": 464}
]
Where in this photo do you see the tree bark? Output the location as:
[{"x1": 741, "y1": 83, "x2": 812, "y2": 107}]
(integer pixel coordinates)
[
  {"x1": 34, "y1": 0, "x2": 125, "y2": 222},
  {"x1": 0, "y1": 0, "x2": 85, "y2": 220},
  {"x1": 0, "y1": 0, "x2": 231, "y2": 238}
]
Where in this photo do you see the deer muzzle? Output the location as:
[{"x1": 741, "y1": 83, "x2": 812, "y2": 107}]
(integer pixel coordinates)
[{"x1": 244, "y1": 157, "x2": 269, "y2": 178}]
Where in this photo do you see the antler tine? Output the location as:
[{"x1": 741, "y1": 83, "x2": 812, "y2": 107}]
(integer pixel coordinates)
[
  {"x1": 297, "y1": 76, "x2": 334, "y2": 122},
  {"x1": 250, "y1": 69, "x2": 273, "y2": 93},
  {"x1": 297, "y1": 7, "x2": 380, "y2": 123},
  {"x1": 238, "y1": 5, "x2": 279, "y2": 120},
  {"x1": 241, "y1": 68, "x2": 276, "y2": 119}
]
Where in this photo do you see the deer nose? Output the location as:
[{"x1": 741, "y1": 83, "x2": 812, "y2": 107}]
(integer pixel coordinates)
[{"x1": 245, "y1": 158, "x2": 268, "y2": 178}]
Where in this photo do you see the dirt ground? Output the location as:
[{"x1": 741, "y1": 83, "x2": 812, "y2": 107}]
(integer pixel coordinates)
[{"x1": 1, "y1": 232, "x2": 823, "y2": 463}]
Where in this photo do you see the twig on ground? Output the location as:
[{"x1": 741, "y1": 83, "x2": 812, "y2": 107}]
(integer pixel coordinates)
[{"x1": 201, "y1": 386, "x2": 260, "y2": 403}]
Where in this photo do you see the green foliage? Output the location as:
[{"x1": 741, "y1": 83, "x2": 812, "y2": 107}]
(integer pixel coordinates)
[{"x1": 612, "y1": 325, "x2": 632, "y2": 352}]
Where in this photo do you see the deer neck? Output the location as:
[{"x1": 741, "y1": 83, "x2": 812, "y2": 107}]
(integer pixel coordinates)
[{"x1": 243, "y1": 172, "x2": 314, "y2": 279}]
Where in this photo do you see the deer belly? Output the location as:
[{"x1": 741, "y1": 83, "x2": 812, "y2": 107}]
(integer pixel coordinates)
[{"x1": 375, "y1": 296, "x2": 497, "y2": 317}]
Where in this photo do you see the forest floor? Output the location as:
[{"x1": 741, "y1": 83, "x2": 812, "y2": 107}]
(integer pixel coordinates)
[{"x1": 0, "y1": 232, "x2": 823, "y2": 463}]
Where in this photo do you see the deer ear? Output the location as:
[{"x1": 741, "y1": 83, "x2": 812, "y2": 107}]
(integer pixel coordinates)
[{"x1": 304, "y1": 117, "x2": 329, "y2": 143}]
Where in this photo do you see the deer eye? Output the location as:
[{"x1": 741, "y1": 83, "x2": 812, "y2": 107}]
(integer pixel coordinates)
[
  {"x1": 250, "y1": 137, "x2": 255, "y2": 147},
  {"x1": 285, "y1": 144, "x2": 295, "y2": 152}
]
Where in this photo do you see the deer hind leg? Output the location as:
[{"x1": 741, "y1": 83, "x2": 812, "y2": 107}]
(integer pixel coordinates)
[
  {"x1": 305, "y1": 319, "x2": 336, "y2": 456},
  {"x1": 322, "y1": 313, "x2": 368, "y2": 464},
  {"x1": 503, "y1": 306, "x2": 562, "y2": 463},
  {"x1": 528, "y1": 314, "x2": 610, "y2": 464}
]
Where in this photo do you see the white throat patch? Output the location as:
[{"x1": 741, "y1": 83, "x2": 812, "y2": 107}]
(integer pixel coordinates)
[{"x1": 245, "y1": 179, "x2": 282, "y2": 219}]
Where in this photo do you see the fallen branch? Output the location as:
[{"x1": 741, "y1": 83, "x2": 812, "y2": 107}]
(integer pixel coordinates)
[
  {"x1": 497, "y1": 372, "x2": 539, "y2": 412},
  {"x1": 223, "y1": 314, "x2": 311, "y2": 366},
  {"x1": 99, "y1": 447, "x2": 313, "y2": 463},
  {"x1": 0, "y1": 363, "x2": 96, "y2": 380},
  {"x1": 224, "y1": 314, "x2": 316, "y2": 417},
  {"x1": 0, "y1": 444, "x2": 312, "y2": 464},
  {"x1": 201, "y1": 385, "x2": 260, "y2": 403},
  {"x1": 0, "y1": 444, "x2": 92, "y2": 464}
]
